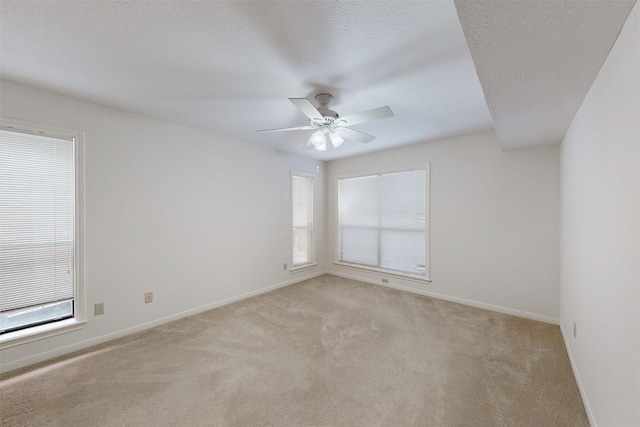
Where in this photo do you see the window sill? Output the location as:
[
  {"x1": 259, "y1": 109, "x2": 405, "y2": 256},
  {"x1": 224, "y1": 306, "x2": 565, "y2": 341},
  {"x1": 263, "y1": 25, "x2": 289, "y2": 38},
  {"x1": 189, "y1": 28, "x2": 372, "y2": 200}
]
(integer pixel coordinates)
[
  {"x1": 0, "y1": 318, "x2": 87, "y2": 350},
  {"x1": 290, "y1": 263, "x2": 317, "y2": 273},
  {"x1": 334, "y1": 261, "x2": 432, "y2": 284}
]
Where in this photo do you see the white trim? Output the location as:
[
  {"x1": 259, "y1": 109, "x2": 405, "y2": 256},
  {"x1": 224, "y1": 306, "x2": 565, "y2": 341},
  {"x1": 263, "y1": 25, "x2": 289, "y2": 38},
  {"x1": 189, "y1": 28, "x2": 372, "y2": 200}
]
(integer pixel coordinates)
[
  {"x1": 0, "y1": 271, "x2": 328, "y2": 374},
  {"x1": 0, "y1": 117, "x2": 87, "y2": 341},
  {"x1": 334, "y1": 261, "x2": 431, "y2": 283},
  {"x1": 291, "y1": 170, "x2": 316, "y2": 178},
  {"x1": 330, "y1": 270, "x2": 559, "y2": 325},
  {"x1": 560, "y1": 323, "x2": 597, "y2": 427},
  {"x1": 0, "y1": 319, "x2": 87, "y2": 350},
  {"x1": 335, "y1": 163, "x2": 429, "y2": 180},
  {"x1": 0, "y1": 117, "x2": 83, "y2": 141},
  {"x1": 75, "y1": 127, "x2": 87, "y2": 324},
  {"x1": 2, "y1": 271, "x2": 564, "y2": 373},
  {"x1": 291, "y1": 169, "x2": 316, "y2": 268},
  {"x1": 290, "y1": 263, "x2": 317, "y2": 273}
]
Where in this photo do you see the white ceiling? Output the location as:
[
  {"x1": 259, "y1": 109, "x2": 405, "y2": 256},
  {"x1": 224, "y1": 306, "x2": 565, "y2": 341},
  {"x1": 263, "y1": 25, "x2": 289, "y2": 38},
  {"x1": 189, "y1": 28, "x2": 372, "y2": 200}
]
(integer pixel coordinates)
[
  {"x1": 0, "y1": 1, "x2": 635, "y2": 160},
  {"x1": 456, "y1": 0, "x2": 636, "y2": 151}
]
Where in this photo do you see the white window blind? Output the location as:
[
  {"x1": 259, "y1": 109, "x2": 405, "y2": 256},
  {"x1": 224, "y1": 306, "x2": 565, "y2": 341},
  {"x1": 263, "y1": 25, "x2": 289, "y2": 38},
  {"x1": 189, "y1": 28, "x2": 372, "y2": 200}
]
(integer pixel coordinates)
[
  {"x1": 338, "y1": 167, "x2": 427, "y2": 277},
  {"x1": 292, "y1": 173, "x2": 313, "y2": 267},
  {"x1": 0, "y1": 128, "x2": 76, "y2": 333}
]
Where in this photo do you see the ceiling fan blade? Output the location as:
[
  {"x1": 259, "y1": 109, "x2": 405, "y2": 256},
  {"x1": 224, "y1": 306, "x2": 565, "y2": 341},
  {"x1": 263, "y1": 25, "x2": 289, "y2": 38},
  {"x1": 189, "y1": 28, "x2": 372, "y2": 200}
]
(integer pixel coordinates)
[
  {"x1": 256, "y1": 125, "x2": 315, "y2": 133},
  {"x1": 336, "y1": 106, "x2": 394, "y2": 127},
  {"x1": 339, "y1": 128, "x2": 376, "y2": 144},
  {"x1": 289, "y1": 98, "x2": 323, "y2": 121}
]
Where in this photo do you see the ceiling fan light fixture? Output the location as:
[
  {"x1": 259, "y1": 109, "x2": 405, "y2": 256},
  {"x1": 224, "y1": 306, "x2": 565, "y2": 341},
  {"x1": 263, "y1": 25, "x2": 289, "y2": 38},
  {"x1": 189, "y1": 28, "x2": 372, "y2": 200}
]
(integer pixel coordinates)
[
  {"x1": 314, "y1": 141, "x2": 327, "y2": 151},
  {"x1": 329, "y1": 132, "x2": 344, "y2": 148},
  {"x1": 310, "y1": 130, "x2": 326, "y2": 147}
]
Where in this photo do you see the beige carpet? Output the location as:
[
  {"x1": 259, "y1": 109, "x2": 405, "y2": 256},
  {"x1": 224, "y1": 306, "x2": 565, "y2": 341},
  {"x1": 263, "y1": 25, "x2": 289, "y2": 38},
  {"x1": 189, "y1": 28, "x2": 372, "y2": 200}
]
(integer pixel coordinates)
[{"x1": 0, "y1": 274, "x2": 588, "y2": 426}]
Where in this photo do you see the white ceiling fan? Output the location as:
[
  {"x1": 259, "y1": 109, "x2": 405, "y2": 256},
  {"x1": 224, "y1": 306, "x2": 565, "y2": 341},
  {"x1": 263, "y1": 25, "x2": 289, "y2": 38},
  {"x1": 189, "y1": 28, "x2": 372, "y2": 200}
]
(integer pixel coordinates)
[{"x1": 256, "y1": 94, "x2": 394, "y2": 151}]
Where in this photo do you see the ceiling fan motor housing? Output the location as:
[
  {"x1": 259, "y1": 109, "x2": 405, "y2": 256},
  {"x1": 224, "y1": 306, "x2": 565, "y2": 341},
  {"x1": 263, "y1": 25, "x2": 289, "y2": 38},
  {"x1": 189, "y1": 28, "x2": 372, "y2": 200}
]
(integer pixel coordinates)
[{"x1": 315, "y1": 93, "x2": 339, "y2": 119}]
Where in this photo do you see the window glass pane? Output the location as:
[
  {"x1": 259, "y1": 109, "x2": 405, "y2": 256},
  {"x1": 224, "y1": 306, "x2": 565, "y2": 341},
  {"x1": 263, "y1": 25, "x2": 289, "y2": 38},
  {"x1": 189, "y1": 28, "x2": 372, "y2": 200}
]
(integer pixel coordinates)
[
  {"x1": 380, "y1": 170, "x2": 426, "y2": 229},
  {"x1": 0, "y1": 300, "x2": 73, "y2": 334},
  {"x1": 292, "y1": 174, "x2": 313, "y2": 267},
  {"x1": 337, "y1": 167, "x2": 427, "y2": 277},
  {"x1": 339, "y1": 227, "x2": 377, "y2": 265},
  {"x1": 380, "y1": 230, "x2": 425, "y2": 274},
  {"x1": 292, "y1": 176, "x2": 311, "y2": 227},
  {"x1": 293, "y1": 226, "x2": 310, "y2": 265},
  {"x1": 338, "y1": 174, "x2": 379, "y2": 227}
]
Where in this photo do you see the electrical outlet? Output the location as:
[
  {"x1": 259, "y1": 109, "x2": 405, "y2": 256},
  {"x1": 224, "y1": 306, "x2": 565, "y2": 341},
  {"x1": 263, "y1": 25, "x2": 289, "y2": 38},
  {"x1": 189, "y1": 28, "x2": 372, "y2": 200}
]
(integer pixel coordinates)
[
  {"x1": 283, "y1": 263, "x2": 288, "y2": 270},
  {"x1": 573, "y1": 322, "x2": 577, "y2": 338},
  {"x1": 94, "y1": 303, "x2": 104, "y2": 316},
  {"x1": 381, "y1": 278, "x2": 389, "y2": 283},
  {"x1": 145, "y1": 292, "x2": 153, "y2": 303}
]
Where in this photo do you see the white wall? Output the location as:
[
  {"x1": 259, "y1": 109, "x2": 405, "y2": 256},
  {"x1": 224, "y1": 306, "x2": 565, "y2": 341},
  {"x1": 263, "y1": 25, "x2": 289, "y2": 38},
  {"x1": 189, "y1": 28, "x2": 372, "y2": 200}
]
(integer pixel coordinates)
[
  {"x1": 560, "y1": 3, "x2": 640, "y2": 426},
  {"x1": 326, "y1": 130, "x2": 561, "y2": 321},
  {"x1": 0, "y1": 80, "x2": 327, "y2": 372}
]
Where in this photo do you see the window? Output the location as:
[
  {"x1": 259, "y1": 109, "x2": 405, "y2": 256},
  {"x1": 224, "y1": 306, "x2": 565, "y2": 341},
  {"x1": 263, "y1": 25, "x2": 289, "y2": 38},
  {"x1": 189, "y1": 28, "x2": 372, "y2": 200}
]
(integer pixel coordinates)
[
  {"x1": 337, "y1": 165, "x2": 429, "y2": 280},
  {"x1": 291, "y1": 171, "x2": 315, "y2": 270},
  {"x1": 0, "y1": 119, "x2": 84, "y2": 345}
]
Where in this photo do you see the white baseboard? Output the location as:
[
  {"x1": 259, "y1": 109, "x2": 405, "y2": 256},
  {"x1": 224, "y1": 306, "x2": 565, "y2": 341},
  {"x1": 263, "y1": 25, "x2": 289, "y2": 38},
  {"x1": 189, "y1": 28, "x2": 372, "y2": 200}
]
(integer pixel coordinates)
[
  {"x1": 3, "y1": 270, "x2": 560, "y2": 373},
  {"x1": 560, "y1": 323, "x2": 596, "y2": 427},
  {"x1": 1, "y1": 270, "x2": 327, "y2": 374},
  {"x1": 330, "y1": 270, "x2": 560, "y2": 325}
]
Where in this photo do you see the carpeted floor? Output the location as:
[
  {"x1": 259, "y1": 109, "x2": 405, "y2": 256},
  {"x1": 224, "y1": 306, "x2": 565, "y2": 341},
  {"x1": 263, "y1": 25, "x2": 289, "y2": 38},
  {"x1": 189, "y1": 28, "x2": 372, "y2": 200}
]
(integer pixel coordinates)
[{"x1": 0, "y1": 274, "x2": 588, "y2": 426}]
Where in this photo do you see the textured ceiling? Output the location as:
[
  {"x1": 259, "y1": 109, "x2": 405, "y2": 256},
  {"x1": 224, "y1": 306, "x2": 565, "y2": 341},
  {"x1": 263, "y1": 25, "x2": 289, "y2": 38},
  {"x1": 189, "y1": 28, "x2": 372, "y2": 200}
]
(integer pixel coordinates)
[
  {"x1": 456, "y1": 0, "x2": 636, "y2": 151},
  {"x1": 0, "y1": 1, "x2": 635, "y2": 160}
]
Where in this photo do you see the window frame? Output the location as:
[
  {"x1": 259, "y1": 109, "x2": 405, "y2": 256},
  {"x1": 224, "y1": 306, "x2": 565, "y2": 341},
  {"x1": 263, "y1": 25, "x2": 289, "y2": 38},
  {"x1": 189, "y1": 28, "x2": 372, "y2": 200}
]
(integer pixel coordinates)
[
  {"x1": 290, "y1": 170, "x2": 317, "y2": 272},
  {"x1": 0, "y1": 117, "x2": 86, "y2": 349},
  {"x1": 334, "y1": 163, "x2": 431, "y2": 283}
]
